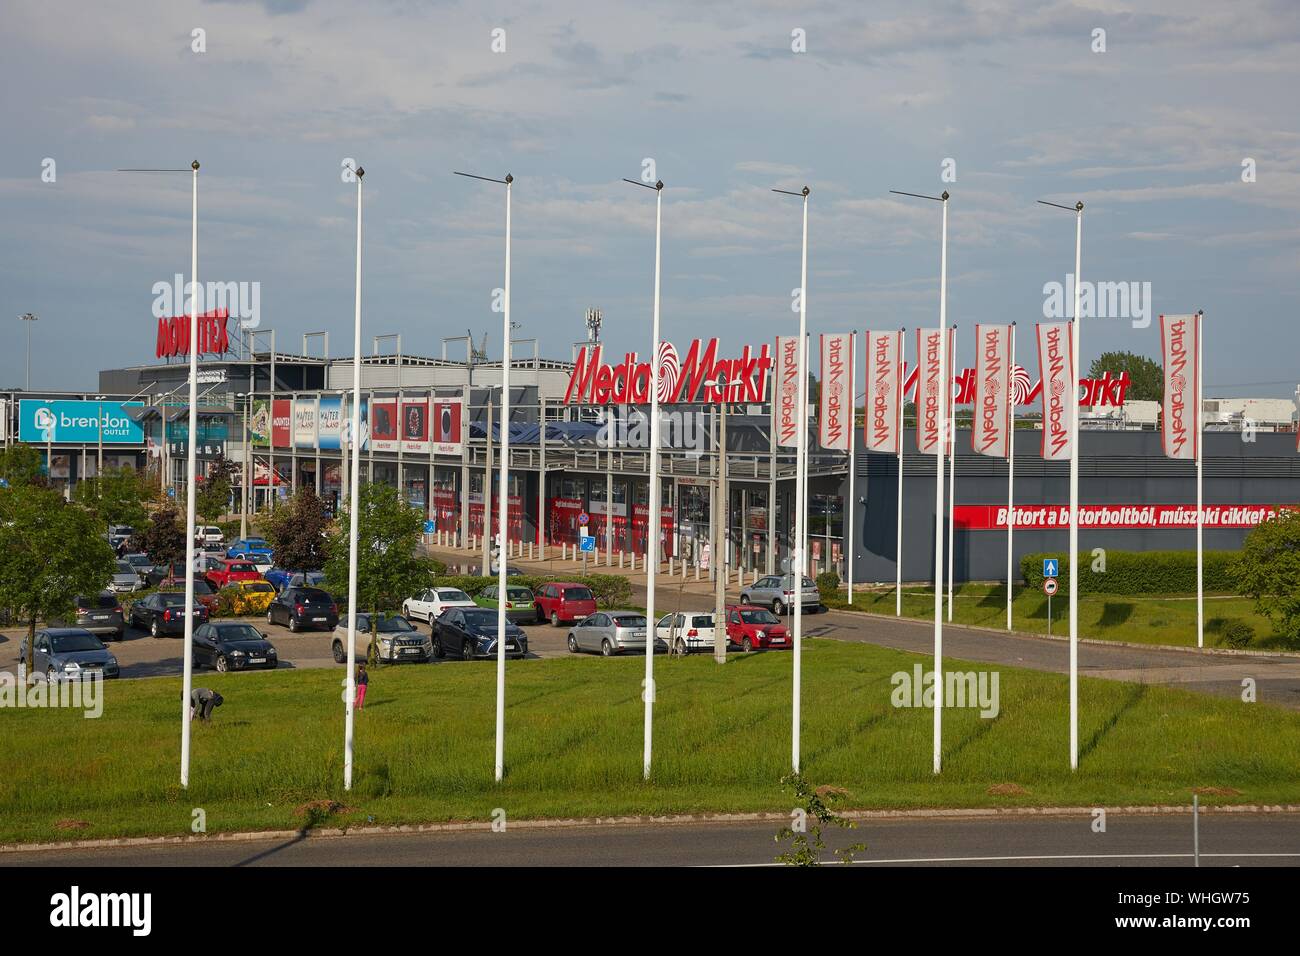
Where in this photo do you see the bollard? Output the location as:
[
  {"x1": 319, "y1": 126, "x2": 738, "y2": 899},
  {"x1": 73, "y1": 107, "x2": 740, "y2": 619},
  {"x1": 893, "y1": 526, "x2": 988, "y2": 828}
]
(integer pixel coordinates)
[
  {"x1": 562, "y1": 542, "x2": 568, "y2": 560},
  {"x1": 668, "y1": 555, "x2": 674, "y2": 576},
  {"x1": 694, "y1": 562, "x2": 700, "y2": 581},
  {"x1": 619, "y1": 551, "x2": 624, "y2": 569}
]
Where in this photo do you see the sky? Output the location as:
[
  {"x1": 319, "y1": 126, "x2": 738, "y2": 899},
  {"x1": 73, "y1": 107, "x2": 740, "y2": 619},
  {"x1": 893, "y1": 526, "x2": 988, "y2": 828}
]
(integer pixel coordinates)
[{"x1": 2, "y1": 0, "x2": 1297, "y2": 398}]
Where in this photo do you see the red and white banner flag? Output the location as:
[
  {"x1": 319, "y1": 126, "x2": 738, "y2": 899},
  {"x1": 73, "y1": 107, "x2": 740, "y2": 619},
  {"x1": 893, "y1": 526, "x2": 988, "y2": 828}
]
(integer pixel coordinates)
[
  {"x1": 1160, "y1": 313, "x2": 1201, "y2": 461},
  {"x1": 818, "y1": 332, "x2": 853, "y2": 451},
  {"x1": 915, "y1": 327, "x2": 954, "y2": 455},
  {"x1": 972, "y1": 324, "x2": 1013, "y2": 459},
  {"x1": 774, "y1": 335, "x2": 800, "y2": 448},
  {"x1": 863, "y1": 329, "x2": 903, "y2": 453},
  {"x1": 1036, "y1": 322, "x2": 1075, "y2": 462}
]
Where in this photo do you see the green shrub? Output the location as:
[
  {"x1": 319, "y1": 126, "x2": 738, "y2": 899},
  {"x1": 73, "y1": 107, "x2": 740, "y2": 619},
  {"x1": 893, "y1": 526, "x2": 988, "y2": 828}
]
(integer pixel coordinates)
[
  {"x1": 816, "y1": 571, "x2": 841, "y2": 600},
  {"x1": 1020, "y1": 550, "x2": 1239, "y2": 596},
  {"x1": 1221, "y1": 619, "x2": 1254, "y2": 649}
]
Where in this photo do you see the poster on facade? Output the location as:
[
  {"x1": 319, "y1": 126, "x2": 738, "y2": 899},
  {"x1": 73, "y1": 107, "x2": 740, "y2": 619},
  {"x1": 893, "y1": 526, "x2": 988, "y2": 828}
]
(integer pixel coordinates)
[
  {"x1": 773, "y1": 335, "x2": 800, "y2": 448},
  {"x1": 271, "y1": 399, "x2": 292, "y2": 449},
  {"x1": 1036, "y1": 322, "x2": 1075, "y2": 462},
  {"x1": 371, "y1": 397, "x2": 399, "y2": 452},
  {"x1": 318, "y1": 396, "x2": 342, "y2": 450},
  {"x1": 250, "y1": 399, "x2": 271, "y2": 448},
  {"x1": 818, "y1": 332, "x2": 853, "y2": 451},
  {"x1": 431, "y1": 397, "x2": 464, "y2": 456},
  {"x1": 1159, "y1": 313, "x2": 1201, "y2": 461},
  {"x1": 293, "y1": 398, "x2": 318, "y2": 450},
  {"x1": 401, "y1": 398, "x2": 429, "y2": 454}
]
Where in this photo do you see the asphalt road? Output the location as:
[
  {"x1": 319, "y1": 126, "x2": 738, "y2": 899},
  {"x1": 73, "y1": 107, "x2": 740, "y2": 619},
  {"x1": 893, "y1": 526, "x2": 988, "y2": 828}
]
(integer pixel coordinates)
[{"x1": 5, "y1": 812, "x2": 1298, "y2": 867}]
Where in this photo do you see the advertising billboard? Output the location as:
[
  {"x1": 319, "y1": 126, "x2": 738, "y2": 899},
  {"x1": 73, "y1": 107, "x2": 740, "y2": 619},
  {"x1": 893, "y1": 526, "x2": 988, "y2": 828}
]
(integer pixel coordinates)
[
  {"x1": 19, "y1": 400, "x2": 146, "y2": 445},
  {"x1": 371, "y1": 398, "x2": 398, "y2": 452},
  {"x1": 401, "y1": 398, "x2": 429, "y2": 454}
]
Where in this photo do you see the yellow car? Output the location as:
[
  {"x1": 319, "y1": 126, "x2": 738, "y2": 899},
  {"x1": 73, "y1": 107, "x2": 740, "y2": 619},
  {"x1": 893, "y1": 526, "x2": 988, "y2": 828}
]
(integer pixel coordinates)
[{"x1": 222, "y1": 580, "x2": 277, "y2": 615}]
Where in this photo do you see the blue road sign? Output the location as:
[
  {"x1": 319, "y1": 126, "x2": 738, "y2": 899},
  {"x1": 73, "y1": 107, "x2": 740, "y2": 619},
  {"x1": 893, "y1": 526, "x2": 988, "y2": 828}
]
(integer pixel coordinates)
[
  {"x1": 167, "y1": 487, "x2": 176, "y2": 499},
  {"x1": 423, "y1": 520, "x2": 436, "y2": 534},
  {"x1": 579, "y1": 535, "x2": 596, "y2": 553},
  {"x1": 1043, "y1": 558, "x2": 1059, "y2": 577}
]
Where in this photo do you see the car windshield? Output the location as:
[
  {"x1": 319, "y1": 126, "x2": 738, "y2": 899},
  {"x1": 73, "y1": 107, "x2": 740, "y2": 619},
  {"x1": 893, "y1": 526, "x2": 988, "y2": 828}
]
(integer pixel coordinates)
[
  {"x1": 612, "y1": 615, "x2": 647, "y2": 628},
  {"x1": 691, "y1": 615, "x2": 714, "y2": 628},
  {"x1": 741, "y1": 609, "x2": 780, "y2": 624},
  {"x1": 50, "y1": 633, "x2": 104, "y2": 653},
  {"x1": 160, "y1": 593, "x2": 191, "y2": 607},
  {"x1": 438, "y1": 590, "x2": 471, "y2": 602},
  {"x1": 246, "y1": 540, "x2": 268, "y2": 548},
  {"x1": 297, "y1": 589, "x2": 331, "y2": 603},
  {"x1": 191, "y1": 580, "x2": 214, "y2": 595},
  {"x1": 126, "y1": 555, "x2": 152, "y2": 568},
  {"x1": 374, "y1": 616, "x2": 415, "y2": 632},
  {"x1": 244, "y1": 582, "x2": 274, "y2": 593},
  {"x1": 506, "y1": 588, "x2": 533, "y2": 602},
  {"x1": 215, "y1": 624, "x2": 263, "y2": 642},
  {"x1": 563, "y1": 588, "x2": 594, "y2": 601},
  {"x1": 463, "y1": 609, "x2": 502, "y2": 626},
  {"x1": 115, "y1": 561, "x2": 135, "y2": 574},
  {"x1": 227, "y1": 563, "x2": 257, "y2": 573}
]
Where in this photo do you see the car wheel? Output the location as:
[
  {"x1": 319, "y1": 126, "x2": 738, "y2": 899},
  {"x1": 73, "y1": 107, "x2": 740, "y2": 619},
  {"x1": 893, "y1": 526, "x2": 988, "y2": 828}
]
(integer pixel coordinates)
[
  {"x1": 289, "y1": 616, "x2": 300, "y2": 633},
  {"x1": 601, "y1": 639, "x2": 614, "y2": 657},
  {"x1": 567, "y1": 634, "x2": 579, "y2": 654},
  {"x1": 150, "y1": 619, "x2": 160, "y2": 638},
  {"x1": 432, "y1": 636, "x2": 444, "y2": 659},
  {"x1": 215, "y1": 655, "x2": 228, "y2": 673},
  {"x1": 551, "y1": 611, "x2": 560, "y2": 628},
  {"x1": 772, "y1": 599, "x2": 784, "y2": 616},
  {"x1": 461, "y1": 640, "x2": 475, "y2": 662},
  {"x1": 675, "y1": 638, "x2": 686, "y2": 656},
  {"x1": 740, "y1": 594, "x2": 750, "y2": 605},
  {"x1": 332, "y1": 640, "x2": 346, "y2": 664},
  {"x1": 742, "y1": 637, "x2": 753, "y2": 653},
  {"x1": 267, "y1": 610, "x2": 274, "y2": 626},
  {"x1": 47, "y1": 666, "x2": 57, "y2": 683},
  {"x1": 115, "y1": 629, "x2": 125, "y2": 642}
]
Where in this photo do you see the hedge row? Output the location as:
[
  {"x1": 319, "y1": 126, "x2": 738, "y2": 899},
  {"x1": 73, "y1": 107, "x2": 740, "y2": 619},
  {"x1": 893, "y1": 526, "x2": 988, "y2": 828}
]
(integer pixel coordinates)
[
  {"x1": 1019, "y1": 550, "x2": 1239, "y2": 596},
  {"x1": 427, "y1": 573, "x2": 633, "y2": 610}
]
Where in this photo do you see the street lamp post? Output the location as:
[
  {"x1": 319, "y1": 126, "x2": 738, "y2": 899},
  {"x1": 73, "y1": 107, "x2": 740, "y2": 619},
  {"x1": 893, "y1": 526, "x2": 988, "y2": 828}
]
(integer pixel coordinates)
[
  {"x1": 20, "y1": 313, "x2": 38, "y2": 391},
  {"x1": 343, "y1": 164, "x2": 364, "y2": 792}
]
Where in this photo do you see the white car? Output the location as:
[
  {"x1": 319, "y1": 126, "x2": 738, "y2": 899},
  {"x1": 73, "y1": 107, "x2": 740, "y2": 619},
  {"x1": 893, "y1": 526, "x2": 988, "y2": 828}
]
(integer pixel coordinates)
[
  {"x1": 654, "y1": 611, "x2": 717, "y2": 655},
  {"x1": 197, "y1": 526, "x2": 224, "y2": 546},
  {"x1": 402, "y1": 587, "x2": 478, "y2": 624}
]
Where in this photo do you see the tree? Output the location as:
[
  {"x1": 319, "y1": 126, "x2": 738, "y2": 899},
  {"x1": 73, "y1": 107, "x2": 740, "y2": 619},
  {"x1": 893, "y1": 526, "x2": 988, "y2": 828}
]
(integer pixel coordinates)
[
  {"x1": 1234, "y1": 510, "x2": 1300, "y2": 644},
  {"x1": 73, "y1": 466, "x2": 148, "y2": 532},
  {"x1": 0, "y1": 445, "x2": 47, "y2": 489},
  {"x1": 324, "y1": 483, "x2": 435, "y2": 663},
  {"x1": 134, "y1": 508, "x2": 187, "y2": 567},
  {"x1": 196, "y1": 454, "x2": 239, "y2": 524},
  {"x1": 1089, "y1": 350, "x2": 1163, "y2": 402},
  {"x1": 263, "y1": 486, "x2": 332, "y2": 571},
  {"x1": 0, "y1": 484, "x2": 117, "y2": 676}
]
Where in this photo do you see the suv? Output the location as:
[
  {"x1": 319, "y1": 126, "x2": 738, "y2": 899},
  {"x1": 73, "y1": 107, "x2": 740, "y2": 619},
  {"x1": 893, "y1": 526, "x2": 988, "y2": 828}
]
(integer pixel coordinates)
[
  {"x1": 533, "y1": 582, "x2": 597, "y2": 627},
  {"x1": 268, "y1": 586, "x2": 339, "y2": 632},
  {"x1": 740, "y1": 574, "x2": 822, "y2": 615},
  {"x1": 197, "y1": 526, "x2": 225, "y2": 546},
  {"x1": 68, "y1": 592, "x2": 127, "y2": 641}
]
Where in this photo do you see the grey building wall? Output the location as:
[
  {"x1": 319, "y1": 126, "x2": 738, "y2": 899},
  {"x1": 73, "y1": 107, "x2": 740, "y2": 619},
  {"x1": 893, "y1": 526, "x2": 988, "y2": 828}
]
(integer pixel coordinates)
[{"x1": 846, "y1": 429, "x2": 1300, "y2": 585}]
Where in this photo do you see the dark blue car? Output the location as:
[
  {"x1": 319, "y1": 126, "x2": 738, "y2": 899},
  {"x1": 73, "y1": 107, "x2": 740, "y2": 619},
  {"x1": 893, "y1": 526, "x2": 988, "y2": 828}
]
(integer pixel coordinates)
[{"x1": 20, "y1": 628, "x2": 121, "y2": 681}]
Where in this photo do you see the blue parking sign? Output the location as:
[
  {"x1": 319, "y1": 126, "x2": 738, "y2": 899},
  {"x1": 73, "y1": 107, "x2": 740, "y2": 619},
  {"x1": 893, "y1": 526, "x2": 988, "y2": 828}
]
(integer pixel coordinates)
[
  {"x1": 579, "y1": 535, "x2": 596, "y2": 553},
  {"x1": 1043, "y1": 558, "x2": 1058, "y2": 578},
  {"x1": 423, "y1": 520, "x2": 436, "y2": 534}
]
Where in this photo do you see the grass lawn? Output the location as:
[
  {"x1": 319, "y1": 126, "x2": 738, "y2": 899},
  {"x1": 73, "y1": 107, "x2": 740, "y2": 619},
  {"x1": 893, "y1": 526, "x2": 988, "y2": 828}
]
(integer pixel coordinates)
[
  {"x1": 2, "y1": 640, "x2": 1298, "y2": 845},
  {"x1": 824, "y1": 584, "x2": 1291, "y2": 650}
]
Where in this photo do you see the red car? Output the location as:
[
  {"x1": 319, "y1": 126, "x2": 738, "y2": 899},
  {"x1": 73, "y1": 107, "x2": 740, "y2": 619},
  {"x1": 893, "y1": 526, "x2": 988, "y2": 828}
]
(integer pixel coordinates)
[
  {"x1": 725, "y1": 604, "x2": 790, "y2": 651},
  {"x1": 206, "y1": 559, "x2": 264, "y2": 590},
  {"x1": 533, "y1": 582, "x2": 597, "y2": 627}
]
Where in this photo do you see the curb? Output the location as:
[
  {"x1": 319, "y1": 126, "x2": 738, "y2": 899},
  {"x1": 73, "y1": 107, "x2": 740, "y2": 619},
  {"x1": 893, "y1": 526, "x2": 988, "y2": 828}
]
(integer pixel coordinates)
[{"x1": 5, "y1": 804, "x2": 1299, "y2": 855}]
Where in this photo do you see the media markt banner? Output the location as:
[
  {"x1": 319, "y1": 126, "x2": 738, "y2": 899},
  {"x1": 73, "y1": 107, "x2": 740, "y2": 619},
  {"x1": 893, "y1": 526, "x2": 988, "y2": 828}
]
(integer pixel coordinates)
[{"x1": 19, "y1": 399, "x2": 145, "y2": 444}]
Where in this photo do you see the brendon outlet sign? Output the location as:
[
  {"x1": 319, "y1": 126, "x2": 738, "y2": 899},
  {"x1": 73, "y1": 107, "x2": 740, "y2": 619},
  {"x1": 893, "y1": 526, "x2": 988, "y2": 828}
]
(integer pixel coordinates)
[{"x1": 564, "y1": 339, "x2": 773, "y2": 406}]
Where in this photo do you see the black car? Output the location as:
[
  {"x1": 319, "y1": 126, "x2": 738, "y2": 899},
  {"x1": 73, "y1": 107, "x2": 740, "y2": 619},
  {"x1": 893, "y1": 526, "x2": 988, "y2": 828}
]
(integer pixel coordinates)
[
  {"x1": 331, "y1": 613, "x2": 431, "y2": 665},
  {"x1": 128, "y1": 591, "x2": 209, "y2": 637},
  {"x1": 192, "y1": 622, "x2": 279, "y2": 672},
  {"x1": 432, "y1": 606, "x2": 528, "y2": 661},
  {"x1": 267, "y1": 586, "x2": 339, "y2": 632},
  {"x1": 61, "y1": 592, "x2": 127, "y2": 641}
]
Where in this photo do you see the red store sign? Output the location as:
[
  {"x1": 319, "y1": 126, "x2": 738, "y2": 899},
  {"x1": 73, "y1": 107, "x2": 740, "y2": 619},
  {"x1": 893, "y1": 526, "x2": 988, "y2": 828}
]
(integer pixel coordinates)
[
  {"x1": 953, "y1": 504, "x2": 1296, "y2": 530},
  {"x1": 156, "y1": 309, "x2": 231, "y2": 358}
]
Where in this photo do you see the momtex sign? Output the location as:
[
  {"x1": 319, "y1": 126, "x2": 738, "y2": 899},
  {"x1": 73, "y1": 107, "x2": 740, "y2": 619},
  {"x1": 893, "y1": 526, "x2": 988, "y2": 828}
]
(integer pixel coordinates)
[
  {"x1": 19, "y1": 400, "x2": 145, "y2": 444},
  {"x1": 564, "y1": 339, "x2": 773, "y2": 405}
]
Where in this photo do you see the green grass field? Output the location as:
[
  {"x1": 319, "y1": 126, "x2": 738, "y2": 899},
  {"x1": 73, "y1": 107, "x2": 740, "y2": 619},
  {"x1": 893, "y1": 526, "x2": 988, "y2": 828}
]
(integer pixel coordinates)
[
  {"x1": 1, "y1": 641, "x2": 1297, "y2": 845},
  {"x1": 824, "y1": 583, "x2": 1290, "y2": 649}
]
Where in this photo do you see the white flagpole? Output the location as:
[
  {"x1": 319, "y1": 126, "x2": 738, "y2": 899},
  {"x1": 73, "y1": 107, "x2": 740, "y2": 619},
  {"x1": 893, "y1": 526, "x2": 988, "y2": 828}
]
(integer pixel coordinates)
[
  {"x1": 1196, "y1": 310, "x2": 1204, "y2": 649},
  {"x1": 934, "y1": 193, "x2": 948, "y2": 775},
  {"x1": 793, "y1": 187, "x2": 810, "y2": 774},
  {"x1": 897, "y1": 329, "x2": 905, "y2": 617},
  {"x1": 344, "y1": 165, "x2": 364, "y2": 792},
  {"x1": 847, "y1": 330, "x2": 856, "y2": 604},
  {"x1": 180, "y1": 160, "x2": 199, "y2": 788},
  {"x1": 495, "y1": 174, "x2": 513, "y2": 783},
  {"x1": 947, "y1": 325, "x2": 956, "y2": 623},
  {"x1": 1007, "y1": 323, "x2": 1016, "y2": 632},
  {"x1": 1069, "y1": 203, "x2": 1083, "y2": 771}
]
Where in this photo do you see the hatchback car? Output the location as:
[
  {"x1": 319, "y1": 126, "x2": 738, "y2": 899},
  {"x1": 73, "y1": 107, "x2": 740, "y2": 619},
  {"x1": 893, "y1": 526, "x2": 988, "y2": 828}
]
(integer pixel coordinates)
[
  {"x1": 192, "y1": 622, "x2": 279, "y2": 672},
  {"x1": 67, "y1": 592, "x2": 127, "y2": 641},
  {"x1": 109, "y1": 559, "x2": 145, "y2": 594},
  {"x1": 220, "y1": 580, "x2": 277, "y2": 615},
  {"x1": 205, "y1": 559, "x2": 264, "y2": 590},
  {"x1": 568, "y1": 611, "x2": 665, "y2": 657},
  {"x1": 121, "y1": 552, "x2": 154, "y2": 580},
  {"x1": 654, "y1": 611, "x2": 717, "y2": 655},
  {"x1": 267, "y1": 586, "x2": 339, "y2": 632},
  {"x1": 129, "y1": 591, "x2": 209, "y2": 636},
  {"x1": 724, "y1": 604, "x2": 790, "y2": 651},
  {"x1": 432, "y1": 607, "x2": 528, "y2": 661},
  {"x1": 227, "y1": 537, "x2": 274, "y2": 562},
  {"x1": 474, "y1": 584, "x2": 537, "y2": 624},
  {"x1": 332, "y1": 613, "x2": 431, "y2": 664},
  {"x1": 739, "y1": 574, "x2": 822, "y2": 615},
  {"x1": 533, "y1": 582, "x2": 597, "y2": 626},
  {"x1": 402, "y1": 587, "x2": 478, "y2": 624},
  {"x1": 20, "y1": 628, "x2": 120, "y2": 681}
]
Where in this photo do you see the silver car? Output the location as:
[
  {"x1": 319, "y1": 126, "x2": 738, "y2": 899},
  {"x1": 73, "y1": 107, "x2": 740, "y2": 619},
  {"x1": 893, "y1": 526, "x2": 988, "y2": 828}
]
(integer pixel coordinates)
[
  {"x1": 739, "y1": 574, "x2": 822, "y2": 615},
  {"x1": 567, "y1": 611, "x2": 667, "y2": 657},
  {"x1": 109, "y1": 560, "x2": 145, "y2": 594}
]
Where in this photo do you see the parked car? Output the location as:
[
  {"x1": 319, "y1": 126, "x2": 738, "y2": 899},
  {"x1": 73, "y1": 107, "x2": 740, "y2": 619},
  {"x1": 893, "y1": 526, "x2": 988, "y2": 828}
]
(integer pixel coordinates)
[
  {"x1": 145, "y1": 561, "x2": 188, "y2": 589},
  {"x1": 739, "y1": 574, "x2": 823, "y2": 615},
  {"x1": 432, "y1": 607, "x2": 528, "y2": 661},
  {"x1": 724, "y1": 604, "x2": 790, "y2": 651},
  {"x1": 62, "y1": 592, "x2": 127, "y2": 641},
  {"x1": 533, "y1": 582, "x2": 597, "y2": 626},
  {"x1": 128, "y1": 591, "x2": 209, "y2": 637},
  {"x1": 159, "y1": 575, "x2": 220, "y2": 613},
  {"x1": 267, "y1": 586, "x2": 339, "y2": 632},
  {"x1": 264, "y1": 568, "x2": 326, "y2": 593},
  {"x1": 654, "y1": 611, "x2": 717, "y2": 655},
  {"x1": 332, "y1": 613, "x2": 431, "y2": 664},
  {"x1": 107, "y1": 525, "x2": 134, "y2": 553},
  {"x1": 121, "y1": 552, "x2": 154, "y2": 581},
  {"x1": 227, "y1": 537, "x2": 274, "y2": 562},
  {"x1": 474, "y1": 584, "x2": 537, "y2": 624},
  {"x1": 402, "y1": 587, "x2": 478, "y2": 624},
  {"x1": 192, "y1": 622, "x2": 279, "y2": 672},
  {"x1": 20, "y1": 628, "x2": 120, "y2": 681},
  {"x1": 109, "y1": 559, "x2": 146, "y2": 594},
  {"x1": 197, "y1": 526, "x2": 224, "y2": 546},
  {"x1": 220, "y1": 580, "x2": 277, "y2": 615},
  {"x1": 205, "y1": 559, "x2": 264, "y2": 590},
  {"x1": 567, "y1": 611, "x2": 664, "y2": 657}
]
